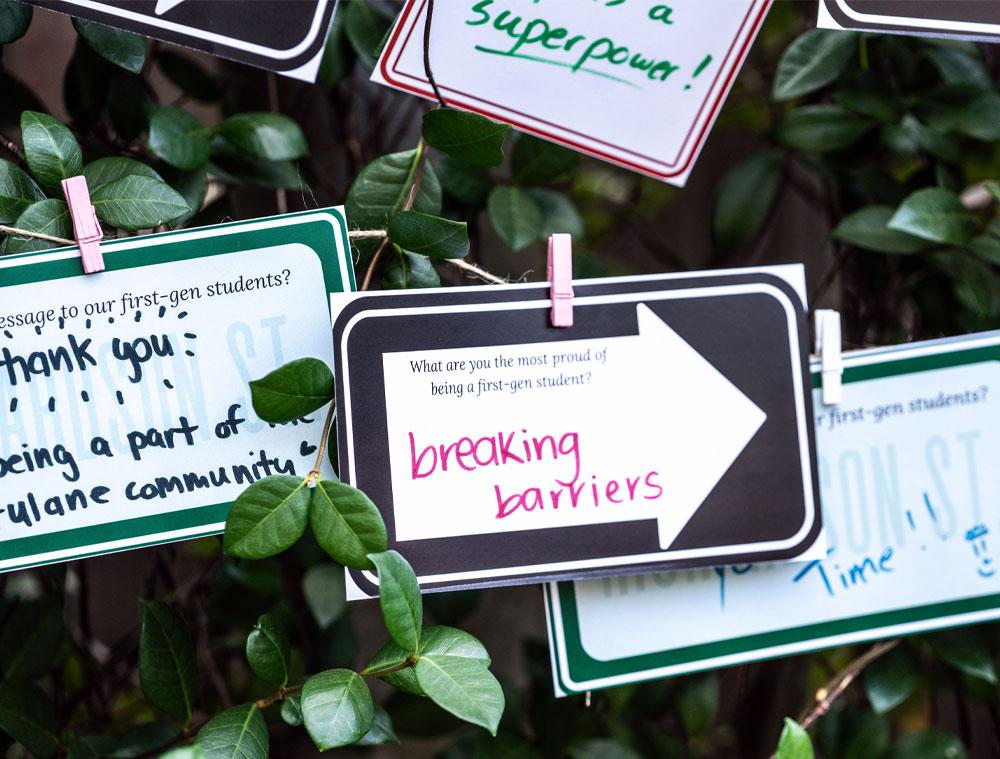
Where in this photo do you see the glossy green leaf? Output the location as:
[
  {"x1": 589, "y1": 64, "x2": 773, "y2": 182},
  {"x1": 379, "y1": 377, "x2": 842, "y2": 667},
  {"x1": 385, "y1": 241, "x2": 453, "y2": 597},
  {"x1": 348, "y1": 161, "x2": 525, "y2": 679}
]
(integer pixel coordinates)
[
  {"x1": 833, "y1": 206, "x2": 932, "y2": 254},
  {"x1": 169, "y1": 169, "x2": 207, "y2": 229},
  {"x1": 5, "y1": 199, "x2": 70, "y2": 254},
  {"x1": 363, "y1": 639, "x2": 421, "y2": 695},
  {"x1": 488, "y1": 186, "x2": 544, "y2": 251},
  {"x1": 280, "y1": 694, "x2": 302, "y2": 727},
  {"x1": 437, "y1": 154, "x2": 492, "y2": 205},
  {"x1": 357, "y1": 705, "x2": 400, "y2": 746},
  {"x1": 157, "y1": 51, "x2": 220, "y2": 102},
  {"x1": 91, "y1": 174, "x2": 190, "y2": 230},
  {"x1": 388, "y1": 210, "x2": 469, "y2": 259},
  {"x1": 951, "y1": 93, "x2": 1000, "y2": 141},
  {"x1": 138, "y1": 599, "x2": 198, "y2": 724},
  {"x1": 775, "y1": 718, "x2": 813, "y2": 759},
  {"x1": 967, "y1": 232, "x2": 1000, "y2": 265},
  {"x1": 72, "y1": 18, "x2": 146, "y2": 74},
  {"x1": 346, "y1": 148, "x2": 442, "y2": 230},
  {"x1": 527, "y1": 188, "x2": 585, "y2": 240},
  {"x1": 423, "y1": 109, "x2": 510, "y2": 167},
  {"x1": 925, "y1": 47, "x2": 992, "y2": 89},
  {"x1": 927, "y1": 627, "x2": 998, "y2": 684},
  {"x1": 0, "y1": 598, "x2": 64, "y2": 680},
  {"x1": 318, "y1": 9, "x2": 354, "y2": 88},
  {"x1": 0, "y1": 0, "x2": 31, "y2": 44},
  {"x1": 772, "y1": 30, "x2": 856, "y2": 101},
  {"x1": 712, "y1": 151, "x2": 782, "y2": 254},
  {"x1": 0, "y1": 157, "x2": 44, "y2": 223},
  {"x1": 511, "y1": 134, "x2": 578, "y2": 184},
  {"x1": 0, "y1": 681, "x2": 59, "y2": 757},
  {"x1": 245, "y1": 613, "x2": 290, "y2": 685},
  {"x1": 21, "y1": 110, "x2": 83, "y2": 195},
  {"x1": 196, "y1": 704, "x2": 268, "y2": 759},
  {"x1": 777, "y1": 105, "x2": 870, "y2": 153},
  {"x1": 83, "y1": 156, "x2": 163, "y2": 192},
  {"x1": 344, "y1": 0, "x2": 391, "y2": 68},
  {"x1": 216, "y1": 113, "x2": 308, "y2": 161},
  {"x1": 414, "y1": 654, "x2": 504, "y2": 736},
  {"x1": 863, "y1": 645, "x2": 919, "y2": 713},
  {"x1": 159, "y1": 748, "x2": 206, "y2": 759},
  {"x1": 148, "y1": 107, "x2": 211, "y2": 171},
  {"x1": 107, "y1": 70, "x2": 154, "y2": 142},
  {"x1": 369, "y1": 550, "x2": 422, "y2": 653},
  {"x1": 303, "y1": 563, "x2": 347, "y2": 629},
  {"x1": 888, "y1": 188, "x2": 977, "y2": 245},
  {"x1": 383, "y1": 249, "x2": 441, "y2": 289},
  {"x1": 223, "y1": 475, "x2": 310, "y2": 559},
  {"x1": 888, "y1": 730, "x2": 966, "y2": 759},
  {"x1": 249, "y1": 357, "x2": 334, "y2": 424},
  {"x1": 301, "y1": 669, "x2": 374, "y2": 750},
  {"x1": 311, "y1": 480, "x2": 387, "y2": 569},
  {"x1": 208, "y1": 146, "x2": 306, "y2": 190}
]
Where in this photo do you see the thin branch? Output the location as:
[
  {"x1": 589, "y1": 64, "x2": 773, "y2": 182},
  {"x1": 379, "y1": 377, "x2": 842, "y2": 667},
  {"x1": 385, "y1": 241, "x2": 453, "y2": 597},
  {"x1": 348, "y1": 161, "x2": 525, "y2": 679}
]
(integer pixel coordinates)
[
  {"x1": 0, "y1": 225, "x2": 75, "y2": 246},
  {"x1": 445, "y1": 257, "x2": 507, "y2": 284},
  {"x1": 360, "y1": 236, "x2": 391, "y2": 291},
  {"x1": 305, "y1": 402, "x2": 337, "y2": 488},
  {"x1": 0, "y1": 131, "x2": 24, "y2": 163},
  {"x1": 363, "y1": 657, "x2": 417, "y2": 680},
  {"x1": 422, "y1": 0, "x2": 447, "y2": 107},
  {"x1": 255, "y1": 684, "x2": 302, "y2": 710}
]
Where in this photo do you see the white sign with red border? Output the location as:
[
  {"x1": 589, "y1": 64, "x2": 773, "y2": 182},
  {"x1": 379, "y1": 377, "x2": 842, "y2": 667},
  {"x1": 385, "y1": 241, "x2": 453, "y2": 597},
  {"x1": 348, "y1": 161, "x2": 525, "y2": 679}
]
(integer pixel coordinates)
[{"x1": 372, "y1": 0, "x2": 772, "y2": 186}]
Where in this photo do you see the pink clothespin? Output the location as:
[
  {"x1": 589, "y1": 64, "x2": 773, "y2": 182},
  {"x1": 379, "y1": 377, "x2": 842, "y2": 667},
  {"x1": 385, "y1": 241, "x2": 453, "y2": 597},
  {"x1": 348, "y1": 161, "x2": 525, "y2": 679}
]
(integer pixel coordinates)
[
  {"x1": 547, "y1": 233, "x2": 573, "y2": 328},
  {"x1": 62, "y1": 176, "x2": 104, "y2": 274}
]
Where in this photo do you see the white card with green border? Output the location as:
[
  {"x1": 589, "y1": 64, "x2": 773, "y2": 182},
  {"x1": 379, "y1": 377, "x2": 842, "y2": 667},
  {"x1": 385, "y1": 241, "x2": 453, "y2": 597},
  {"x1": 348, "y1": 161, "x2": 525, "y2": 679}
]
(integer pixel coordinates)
[
  {"x1": 545, "y1": 331, "x2": 1000, "y2": 695},
  {"x1": 0, "y1": 208, "x2": 352, "y2": 571}
]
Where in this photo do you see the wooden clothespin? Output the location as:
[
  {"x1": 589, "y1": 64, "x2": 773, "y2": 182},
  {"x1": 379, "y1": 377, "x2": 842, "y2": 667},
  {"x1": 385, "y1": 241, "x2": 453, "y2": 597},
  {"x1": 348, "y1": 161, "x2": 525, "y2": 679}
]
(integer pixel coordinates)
[
  {"x1": 62, "y1": 176, "x2": 105, "y2": 274},
  {"x1": 547, "y1": 233, "x2": 573, "y2": 328},
  {"x1": 815, "y1": 309, "x2": 842, "y2": 406}
]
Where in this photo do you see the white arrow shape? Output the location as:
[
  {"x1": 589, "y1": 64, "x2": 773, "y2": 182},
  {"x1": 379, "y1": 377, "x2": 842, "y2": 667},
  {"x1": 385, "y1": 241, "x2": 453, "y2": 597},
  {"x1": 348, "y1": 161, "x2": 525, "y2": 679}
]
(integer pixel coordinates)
[
  {"x1": 154, "y1": 0, "x2": 186, "y2": 15},
  {"x1": 381, "y1": 303, "x2": 766, "y2": 550}
]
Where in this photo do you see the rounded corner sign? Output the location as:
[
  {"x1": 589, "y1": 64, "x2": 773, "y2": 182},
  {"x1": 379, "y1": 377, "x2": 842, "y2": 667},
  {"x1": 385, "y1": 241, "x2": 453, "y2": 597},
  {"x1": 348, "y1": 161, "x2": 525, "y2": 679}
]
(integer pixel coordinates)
[
  {"x1": 25, "y1": 0, "x2": 337, "y2": 81},
  {"x1": 819, "y1": 0, "x2": 1000, "y2": 41},
  {"x1": 334, "y1": 267, "x2": 823, "y2": 596}
]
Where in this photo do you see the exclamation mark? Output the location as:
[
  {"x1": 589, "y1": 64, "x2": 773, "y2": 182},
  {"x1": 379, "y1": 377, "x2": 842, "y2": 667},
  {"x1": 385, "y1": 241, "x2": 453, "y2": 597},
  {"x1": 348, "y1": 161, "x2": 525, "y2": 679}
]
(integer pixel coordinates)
[{"x1": 684, "y1": 55, "x2": 713, "y2": 91}]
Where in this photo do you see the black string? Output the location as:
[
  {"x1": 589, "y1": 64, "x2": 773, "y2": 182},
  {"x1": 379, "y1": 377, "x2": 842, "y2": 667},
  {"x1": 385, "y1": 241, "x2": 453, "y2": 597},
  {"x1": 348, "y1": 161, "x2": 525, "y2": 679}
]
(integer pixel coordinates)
[{"x1": 422, "y1": 0, "x2": 447, "y2": 107}]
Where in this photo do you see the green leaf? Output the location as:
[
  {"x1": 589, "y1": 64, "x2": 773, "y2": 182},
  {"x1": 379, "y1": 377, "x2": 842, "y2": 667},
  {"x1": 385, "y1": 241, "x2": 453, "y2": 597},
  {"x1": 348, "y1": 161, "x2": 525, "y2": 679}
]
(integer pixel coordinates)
[
  {"x1": 0, "y1": 0, "x2": 31, "y2": 44},
  {"x1": 346, "y1": 148, "x2": 442, "y2": 231},
  {"x1": 833, "y1": 206, "x2": 932, "y2": 254},
  {"x1": 109, "y1": 723, "x2": 176, "y2": 757},
  {"x1": 569, "y1": 740, "x2": 641, "y2": 759},
  {"x1": 967, "y1": 233, "x2": 1000, "y2": 265},
  {"x1": 888, "y1": 188, "x2": 976, "y2": 245},
  {"x1": 157, "y1": 51, "x2": 220, "y2": 102},
  {"x1": 0, "y1": 157, "x2": 44, "y2": 223},
  {"x1": 159, "y1": 748, "x2": 206, "y2": 759},
  {"x1": 863, "y1": 645, "x2": 919, "y2": 713},
  {"x1": 72, "y1": 18, "x2": 146, "y2": 74},
  {"x1": 363, "y1": 640, "x2": 421, "y2": 695},
  {"x1": 223, "y1": 475, "x2": 311, "y2": 559},
  {"x1": 357, "y1": 705, "x2": 399, "y2": 746},
  {"x1": 208, "y1": 146, "x2": 306, "y2": 190},
  {"x1": 0, "y1": 598, "x2": 65, "y2": 680},
  {"x1": 148, "y1": 107, "x2": 211, "y2": 171},
  {"x1": 888, "y1": 730, "x2": 966, "y2": 759},
  {"x1": 169, "y1": 169, "x2": 207, "y2": 229},
  {"x1": 422, "y1": 109, "x2": 510, "y2": 167},
  {"x1": 927, "y1": 628, "x2": 998, "y2": 684},
  {"x1": 388, "y1": 210, "x2": 469, "y2": 259},
  {"x1": 841, "y1": 712, "x2": 890, "y2": 759},
  {"x1": 527, "y1": 188, "x2": 585, "y2": 240},
  {"x1": 318, "y1": 10, "x2": 355, "y2": 88},
  {"x1": 772, "y1": 30, "x2": 856, "y2": 101},
  {"x1": 311, "y1": 480, "x2": 387, "y2": 569},
  {"x1": 107, "y1": 71, "x2": 154, "y2": 142},
  {"x1": 775, "y1": 718, "x2": 813, "y2": 759},
  {"x1": 925, "y1": 47, "x2": 992, "y2": 89},
  {"x1": 4, "y1": 199, "x2": 71, "y2": 254},
  {"x1": 245, "y1": 613, "x2": 290, "y2": 686},
  {"x1": 368, "y1": 550, "x2": 422, "y2": 653},
  {"x1": 216, "y1": 113, "x2": 308, "y2": 161},
  {"x1": 196, "y1": 704, "x2": 268, "y2": 759},
  {"x1": 138, "y1": 599, "x2": 198, "y2": 724},
  {"x1": 414, "y1": 654, "x2": 504, "y2": 735},
  {"x1": 712, "y1": 150, "x2": 782, "y2": 255},
  {"x1": 935, "y1": 251, "x2": 999, "y2": 320},
  {"x1": 303, "y1": 563, "x2": 347, "y2": 629},
  {"x1": 344, "y1": 0, "x2": 391, "y2": 68},
  {"x1": 91, "y1": 174, "x2": 190, "y2": 230},
  {"x1": 249, "y1": 357, "x2": 334, "y2": 424},
  {"x1": 0, "y1": 681, "x2": 59, "y2": 757},
  {"x1": 488, "y1": 186, "x2": 544, "y2": 251},
  {"x1": 511, "y1": 134, "x2": 578, "y2": 184},
  {"x1": 83, "y1": 156, "x2": 163, "y2": 192},
  {"x1": 280, "y1": 694, "x2": 302, "y2": 727},
  {"x1": 21, "y1": 111, "x2": 83, "y2": 195},
  {"x1": 383, "y1": 249, "x2": 441, "y2": 289},
  {"x1": 777, "y1": 105, "x2": 870, "y2": 153},
  {"x1": 951, "y1": 93, "x2": 1000, "y2": 141},
  {"x1": 301, "y1": 669, "x2": 374, "y2": 750}
]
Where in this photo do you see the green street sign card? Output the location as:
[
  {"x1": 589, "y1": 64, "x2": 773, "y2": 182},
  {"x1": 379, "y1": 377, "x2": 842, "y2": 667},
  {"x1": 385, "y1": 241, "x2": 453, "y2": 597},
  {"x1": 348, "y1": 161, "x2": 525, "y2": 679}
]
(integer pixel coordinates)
[
  {"x1": 547, "y1": 331, "x2": 1000, "y2": 694},
  {"x1": 0, "y1": 208, "x2": 353, "y2": 572}
]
